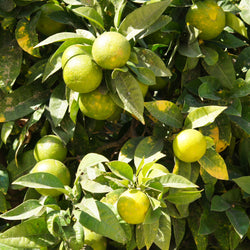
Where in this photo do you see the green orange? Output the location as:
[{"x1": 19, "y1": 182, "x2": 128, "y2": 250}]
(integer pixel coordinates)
[
  {"x1": 61, "y1": 44, "x2": 90, "y2": 69},
  {"x1": 63, "y1": 54, "x2": 103, "y2": 93},
  {"x1": 117, "y1": 189, "x2": 150, "y2": 224},
  {"x1": 36, "y1": 3, "x2": 66, "y2": 36},
  {"x1": 92, "y1": 31, "x2": 131, "y2": 69},
  {"x1": 79, "y1": 88, "x2": 118, "y2": 120},
  {"x1": 31, "y1": 159, "x2": 71, "y2": 197},
  {"x1": 173, "y1": 129, "x2": 207, "y2": 163},
  {"x1": 34, "y1": 135, "x2": 67, "y2": 162},
  {"x1": 186, "y1": 0, "x2": 226, "y2": 40}
]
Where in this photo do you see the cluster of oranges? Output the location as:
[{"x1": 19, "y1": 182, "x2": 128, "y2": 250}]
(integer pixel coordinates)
[{"x1": 61, "y1": 31, "x2": 132, "y2": 121}]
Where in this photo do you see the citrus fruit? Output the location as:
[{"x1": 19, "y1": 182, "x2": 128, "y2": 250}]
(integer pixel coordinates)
[
  {"x1": 61, "y1": 44, "x2": 89, "y2": 69},
  {"x1": 185, "y1": 0, "x2": 226, "y2": 40},
  {"x1": 30, "y1": 159, "x2": 71, "y2": 197},
  {"x1": 84, "y1": 227, "x2": 107, "y2": 250},
  {"x1": 92, "y1": 31, "x2": 131, "y2": 69},
  {"x1": 149, "y1": 77, "x2": 168, "y2": 90},
  {"x1": 63, "y1": 54, "x2": 103, "y2": 93},
  {"x1": 34, "y1": 135, "x2": 67, "y2": 162},
  {"x1": 173, "y1": 129, "x2": 207, "y2": 163},
  {"x1": 117, "y1": 189, "x2": 150, "y2": 224},
  {"x1": 79, "y1": 88, "x2": 118, "y2": 120},
  {"x1": 138, "y1": 163, "x2": 169, "y2": 185},
  {"x1": 36, "y1": 3, "x2": 66, "y2": 36}
]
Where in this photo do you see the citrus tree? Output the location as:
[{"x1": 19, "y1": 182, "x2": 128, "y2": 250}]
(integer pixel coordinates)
[{"x1": 0, "y1": 0, "x2": 249, "y2": 249}]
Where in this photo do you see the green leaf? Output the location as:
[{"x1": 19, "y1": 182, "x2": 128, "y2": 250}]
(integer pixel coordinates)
[
  {"x1": 198, "y1": 148, "x2": 229, "y2": 180},
  {"x1": 135, "y1": 48, "x2": 172, "y2": 77},
  {"x1": 187, "y1": 203, "x2": 208, "y2": 250},
  {"x1": 145, "y1": 100, "x2": 183, "y2": 128},
  {"x1": 154, "y1": 209, "x2": 171, "y2": 250},
  {"x1": 239, "y1": 0, "x2": 250, "y2": 25},
  {"x1": 80, "y1": 177, "x2": 113, "y2": 193},
  {"x1": 118, "y1": 0, "x2": 171, "y2": 40},
  {"x1": 166, "y1": 189, "x2": 202, "y2": 205},
  {"x1": 118, "y1": 137, "x2": 144, "y2": 163},
  {"x1": 0, "y1": 217, "x2": 56, "y2": 248},
  {"x1": 226, "y1": 12, "x2": 248, "y2": 38},
  {"x1": 13, "y1": 172, "x2": 69, "y2": 195},
  {"x1": 184, "y1": 105, "x2": 227, "y2": 129},
  {"x1": 111, "y1": 0, "x2": 127, "y2": 29},
  {"x1": 0, "y1": 169, "x2": 9, "y2": 195},
  {"x1": 0, "y1": 199, "x2": 43, "y2": 220},
  {"x1": 74, "y1": 197, "x2": 128, "y2": 244},
  {"x1": 35, "y1": 31, "x2": 95, "y2": 48},
  {"x1": 198, "y1": 76, "x2": 222, "y2": 100},
  {"x1": 226, "y1": 207, "x2": 249, "y2": 238},
  {"x1": 107, "y1": 161, "x2": 134, "y2": 182},
  {"x1": 71, "y1": 6, "x2": 104, "y2": 30},
  {"x1": 1, "y1": 122, "x2": 14, "y2": 144},
  {"x1": 111, "y1": 71, "x2": 145, "y2": 124},
  {"x1": 229, "y1": 115, "x2": 250, "y2": 134},
  {"x1": 178, "y1": 25, "x2": 203, "y2": 58},
  {"x1": 200, "y1": 45, "x2": 219, "y2": 66},
  {"x1": 141, "y1": 220, "x2": 159, "y2": 250},
  {"x1": 7, "y1": 150, "x2": 36, "y2": 184},
  {"x1": 172, "y1": 218, "x2": 186, "y2": 248},
  {"x1": 146, "y1": 173, "x2": 198, "y2": 189},
  {"x1": 211, "y1": 195, "x2": 231, "y2": 212},
  {"x1": 76, "y1": 153, "x2": 109, "y2": 178},
  {"x1": 232, "y1": 176, "x2": 250, "y2": 194},
  {"x1": 172, "y1": 158, "x2": 192, "y2": 180},
  {"x1": 134, "y1": 136, "x2": 165, "y2": 169},
  {"x1": 0, "y1": 31, "x2": 22, "y2": 93},
  {"x1": 216, "y1": 31, "x2": 246, "y2": 49},
  {"x1": 49, "y1": 83, "x2": 68, "y2": 127},
  {"x1": 202, "y1": 48, "x2": 235, "y2": 89},
  {"x1": 0, "y1": 192, "x2": 8, "y2": 213},
  {"x1": 15, "y1": 17, "x2": 40, "y2": 57},
  {"x1": 198, "y1": 210, "x2": 218, "y2": 235},
  {"x1": 127, "y1": 63, "x2": 156, "y2": 86},
  {"x1": 230, "y1": 78, "x2": 250, "y2": 98},
  {"x1": 0, "y1": 82, "x2": 50, "y2": 123}
]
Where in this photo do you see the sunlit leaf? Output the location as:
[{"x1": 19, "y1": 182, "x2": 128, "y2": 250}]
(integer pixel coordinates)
[
  {"x1": 226, "y1": 12, "x2": 248, "y2": 38},
  {"x1": 112, "y1": 71, "x2": 145, "y2": 124},
  {"x1": 184, "y1": 105, "x2": 227, "y2": 129},
  {"x1": 119, "y1": 0, "x2": 171, "y2": 40},
  {"x1": 134, "y1": 136, "x2": 165, "y2": 169},
  {"x1": 107, "y1": 161, "x2": 134, "y2": 182},
  {"x1": 0, "y1": 217, "x2": 56, "y2": 248},
  {"x1": 74, "y1": 197, "x2": 128, "y2": 243},
  {"x1": 118, "y1": 137, "x2": 144, "y2": 163},
  {"x1": 71, "y1": 6, "x2": 104, "y2": 30},
  {"x1": 0, "y1": 199, "x2": 42, "y2": 220},
  {"x1": 145, "y1": 100, "x2": 183, "y2": 128},
  {"x1": 198, "y1": 148, "x2": 229, "y2": 180}
]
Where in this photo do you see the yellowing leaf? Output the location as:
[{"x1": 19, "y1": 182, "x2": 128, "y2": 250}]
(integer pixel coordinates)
[
  {"x1": 15, "y1": 18, "x2": 40, "y2": 58},
  {"x1": 198, "y1": 148, "x2": 229, "y2": 180},
  {"x1": 145, "y1": 100, "x2": 183, "y2": 128}
]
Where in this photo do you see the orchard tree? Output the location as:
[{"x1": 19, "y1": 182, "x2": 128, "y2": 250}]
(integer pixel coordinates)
[{"x1": 0, "y1": 0, "x2": 249, "y2": 249}]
